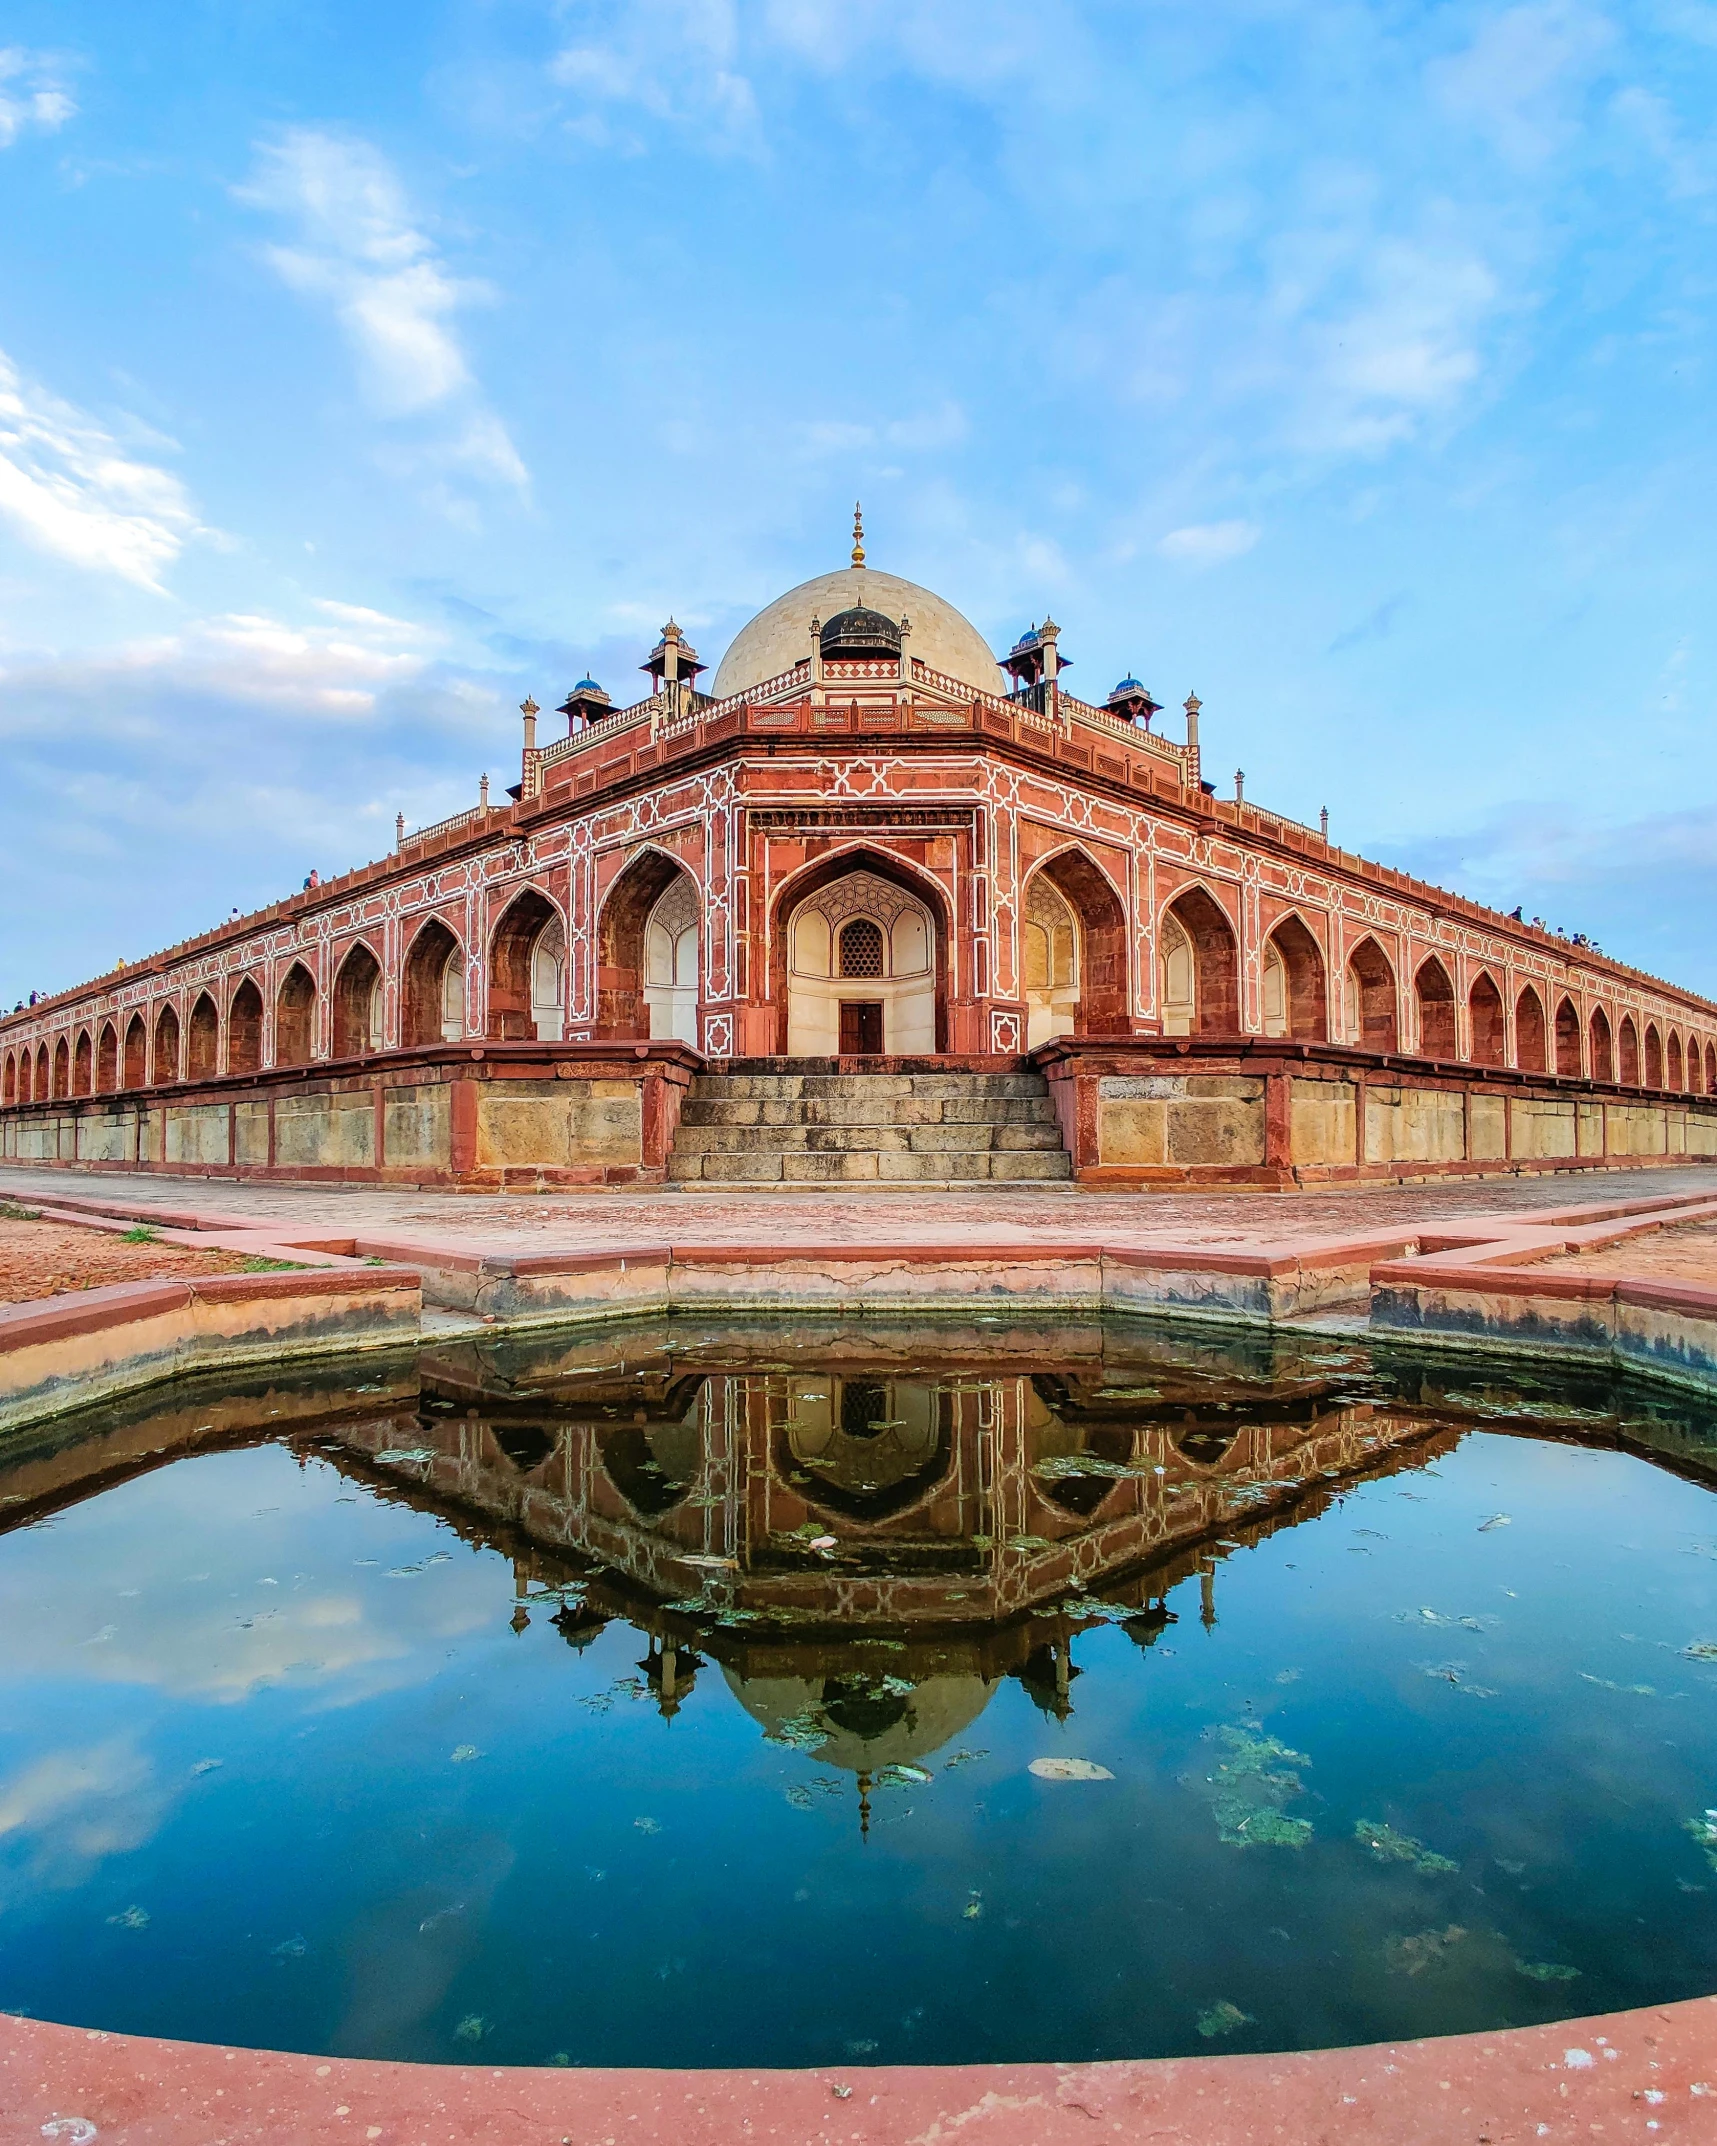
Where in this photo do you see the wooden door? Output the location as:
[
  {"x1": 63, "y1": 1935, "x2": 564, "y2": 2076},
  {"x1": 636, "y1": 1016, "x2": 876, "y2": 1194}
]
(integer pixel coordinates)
[{"x1": 839, "y1": 1000, "x2": 884, "y2": 1054}]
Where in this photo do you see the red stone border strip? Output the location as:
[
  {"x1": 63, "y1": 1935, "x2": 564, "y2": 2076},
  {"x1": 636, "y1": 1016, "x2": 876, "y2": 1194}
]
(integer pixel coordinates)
[{"x1": 2, "y1": 1995, "x2": 1713, "y2": 2145}]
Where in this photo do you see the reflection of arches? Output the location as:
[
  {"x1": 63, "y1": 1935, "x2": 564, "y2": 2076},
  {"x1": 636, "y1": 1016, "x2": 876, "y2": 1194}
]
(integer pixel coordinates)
[
  {"x1": 74, "y1": 1029, "x2": 93, "y2": 1095},
  {"x1": 276, "y1": 963, "x2": 315, "y2": 1068},
  {"x1": 1343, "y1": 937, "x2": 1398, "y2": 1051},
  {"x1": 1159, "y1": 886, "x2": 1239, "y2": 1035},
  {"x1": 1590, "y1": 1007, "x2": 1614, "y2": 1084},
  {"x1": 597, "y1": 850, "x2": 692, "y2": 1040},
  {"x1": 1415, "y1": 957, "x2": 1456, "y2": 1058},
  {"x1": 1515, "y1": 986, "x2": 1547, "y2": 1072},
  {"x1": 596, "y1": 1388, "x2": 706, "y2": 1517},
  {"x1": 489, "y1": 888, "x2": 564, "y2": 1042},
  {"x1": 332, "y1": 942, "x2": 383, "y2": 1059},
  {"x1": 1619, "y1": 1014, "x2": 1640, "y2": 1086},
  {"x1": 123, "y1": 1013, "x2": 147, "y2": 1089},
  {"x1": 187, "y1": 994, "x2": 219, "y2": 1080},
  {"x1": 1555, "y1": 995, "x2": 1581, "y2": 1077},
  {"x1": 52, "y1": 1037, "x2": 69, "y2": 1098},
  {"x1": 1644, "y1": 1022, "x2": 1663, "y2": 1089},
  {"x1": 1023, "y1": 848, "x2": 1129, "y2": 1042},
  {"x1": 402, "y1": 918, "x2": 463, "y2": 1047},
  {"x1": 229, "y1": 979, "x2": 263, "y2": 1076},
  {"x1": 1026, "y1": 1382, "x2": 1135, "y2": 1518},
  {"x1": 1469, "y1": 972, "x2": 1504, "y2": 1067},
  {"x1": 1262, "y1": 914, "x2": 1326, "y2": 1040},
  {"x1": 96, "y1": 1021, "x2": 118, "y2": 1094},
  {"x1": 1668, "y1": 1031, "x2": 1684, "y2": 1091},
  {"x1": 775, "y1": 851, "x2": 945, "y2": 1055},
  {"x1": 643, "y1": 871, "x2": 701, "y2": 1046},
  {"x1": 780, "y1": 1377, "x2": 953, "y2": 1524}
]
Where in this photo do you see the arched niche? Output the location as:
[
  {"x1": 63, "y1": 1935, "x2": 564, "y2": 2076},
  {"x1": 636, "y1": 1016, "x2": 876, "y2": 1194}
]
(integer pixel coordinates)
[
  {"x1": 1687, "y1": 1033, "x2": 1703, "y2": 1095},
  {"x1": 1469, "y1": 972, "x2": 1505, "y2": 1067},
  {"x1": 1342, "y1": 937, "x2": 1398, "y2": 1051},
  {"x1": 1261, "y1": 914, "x2": 1327, "y2": 1041},
  {"x1": 229, "y1": 979, "x2": 263, "y2": 1076},
  {"x1": 276, "y1": 963, "x2": 316, "y2": 1068},
  {"x1": 1159, "y1": 885, "x2": 1239, "y2": 1036},
  {"x1": 1668, "y1": 1031, "x2": 1685, "y2": 1091},
  {"x1": 773, "y1": 852, "x2": 946, "y2": 1056},
  {"x1": 1554, "y1": 996, "x2": 1581, "y2": 1076},
  {"x1": 122, "y1": 1013, "x2": 146, "y2": 1090},
  {"x1": 1415, "y1": 957, "x2": 1456, "y2": 1058},
  {"x1": 1022, "y1": 849, "x2": 1128, "y2": 1045},
  {"x1": 1644, "y1": 1023, "x2": 1663, "y2": 1089},
  {"x1": 332, "y1": 943, "x2": 383, "y2": 1059},
  {"x1": 1708, "y1": 1042, "x2": 1716, "y2": 1095},
  {"x1": 596, "y1": 849, "x2": 695, "y2": 1040},
  {"x1": 32, "y1": 1044, "x2": 47, "y2": 1100},
  {"x1": 1515, "y1": 987, "x2": 1547, "y2": 1072},
  {"x1": 2, "y1": 1053, "x2": 14, "y2": 1106},
  {"x1": 52, "y1": 1037, "x2": 69, "y2": 1098},
  {"x1": 74, "y1": 1030, "x2": 93, "y2": 1095},
  {"x1": 186, "y1": 995, "x2": 219, "y2": 1081},
  {"x1": 402, "y1": 918, "x2": 464, "y2": 1047},
  {"x1": 1590, "y1": 1006, "x2": 1614, "y2": 1083},
  {"x1": 489, "y1": 888, "x2": 564, "y2": 1041},
  {"x1": 777, "y1": 1376, "x2": 953, "y2": 1524},
  {"x1": 1618, "y1": 1014, "x2": 1640, "y2": 1086},
  {"x1": 642, "y1": 872, "x2": 701, "y2": 1046},
  {"x1": 95, "y1": 1021, "x2": 118, "y2": 1094}
]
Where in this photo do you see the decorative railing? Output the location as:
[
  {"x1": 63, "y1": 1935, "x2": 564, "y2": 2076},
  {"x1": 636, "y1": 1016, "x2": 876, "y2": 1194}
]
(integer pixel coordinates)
[
  {"x1": 400, "y1": 801, "x2": 502, "y2": 849},
  {"x1": 1061, "y1": 692, "x2": 1193, "y2": 772}
]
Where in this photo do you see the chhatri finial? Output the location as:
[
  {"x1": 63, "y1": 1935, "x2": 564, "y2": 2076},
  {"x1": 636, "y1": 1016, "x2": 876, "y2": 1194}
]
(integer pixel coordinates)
[{"x1": 851, "y1": 501, "x2": 865, "y2": 569}]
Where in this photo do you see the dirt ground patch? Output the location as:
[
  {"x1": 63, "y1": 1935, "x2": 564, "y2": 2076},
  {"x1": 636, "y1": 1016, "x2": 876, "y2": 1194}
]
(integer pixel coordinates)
[
  {"x1": 0, "y1": 1213, "x2": 270, "y2": 1305},
  {"x1": 1541, "y1": 1217, "x2": 1717, "y2": 1285}
]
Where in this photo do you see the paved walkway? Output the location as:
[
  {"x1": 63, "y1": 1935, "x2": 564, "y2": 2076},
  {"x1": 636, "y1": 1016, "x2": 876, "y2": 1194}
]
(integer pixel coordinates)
[{"x1": 6, "y1": 1162, "x2": 1717, "y2": 1254}]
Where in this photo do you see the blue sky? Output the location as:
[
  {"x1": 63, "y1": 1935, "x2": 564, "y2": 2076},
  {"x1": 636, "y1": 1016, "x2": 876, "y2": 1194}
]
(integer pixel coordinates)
[{"x1": 2, "y1": 0, "x2": 1714, "y2": 1005}]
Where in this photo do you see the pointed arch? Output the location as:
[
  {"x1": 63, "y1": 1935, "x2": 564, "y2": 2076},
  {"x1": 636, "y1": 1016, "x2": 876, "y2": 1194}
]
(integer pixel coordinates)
[
  {"x1": 52, "y1": 1036, "x2": 69, "y2": 1099},
  {"x1": 122, "y1": 1012, "x2": 147, "y2": 1090},
  {"x1": 229, "y1": 978, "x2": 263, "y2": 1077},
  {"x1": 1261, "y1": 912, "x2": 1327, "y2": 1041},
  {"x1": 1554, "y1": 995, "x2": 1581, "y2": 1077},
  {"x1": 36, "y1": 1042, "x2": 50, "y2": 1101},
  {"x1": 73, "y1": 1029, "x2": 93, "y2": 1095},
  {"x1": 1689, "y1": 1033, "x2": 1705, "y2": 1096},
  {"x1": 1159, "y1": 883, "x2": 1240, "y2": 1036},
  {"x1": 402, "y1": 916, "x2": 465, "y2": 1047},
  {"x1": 597, "y1": 849, "x2": 700, "y2": 1041},
  {"x1": 1023, "y1": 846, "x2": 1129, "y2": 1038},
  {"x1": 771, "y1": 845, "x2": 951, "y2": 1055},
  {"x1": 1667, "y1": 1030, "x2": 1684, "y2": 1091},
  {"x1": 1644, "y1": 1021, "x2": 1663, "y2": 1089},
  {"x1": 1590, "y1": 1006, "x2": 1614, "y2": 1084},
  {"x1": 95, "y1": 1021, "x2": 118, "y2": 1094},
  {"x1": 489, "y1": 885, "x2": 565, "y2": 1042},
  {"x1": 1468, "y1": 971, "x2": 1505, "y2": 1067},
  {"x1": 1514, "y1": 985, "x2": 1547, "y2": 1072},
  {"x1": 1618, "y1": 1013, "x2": 1640, "y2": 1086},
  {"x1": 332, "y1": 941, "x2": 383, "y2": 1059},
  {"x1": 155, "y1": 1003, "x2": 181, "y2": 1085},
  {"x1": 2, "y1": 1052, "x2": 14, "y2": 1106},
  {"x1": 1708, "y1": 1042, "x2": 1716, "y2": 1096},
  {"x1": 1414, "y1": 956, "x2": 1456, "y2": 1058},
  {"x1": 186, "y1": 993, "x2": 219, "y2": 1080},
  {"x1": 275, "y1": 963, "x2": 316, "y2": 1067},
  {"x1": 1343, "y1": 936, "x2": 1398, "y2": 1051}
]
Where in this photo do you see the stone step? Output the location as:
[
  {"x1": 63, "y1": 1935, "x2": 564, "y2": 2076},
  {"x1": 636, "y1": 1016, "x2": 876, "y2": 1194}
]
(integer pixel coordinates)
[
  {"x1": 671, "y1": 1121, "x2": 1067, "y2": 1156},
  {"x1": 678, "y1": 1095, "x2": 1058, "y2": 1129},
  {"x1": 690, "y1": 1071, "x2": 1047, "y2": 1102},
  {"x1": 667, "y1": 1146, "x2": 1073, "y2": 1184}
]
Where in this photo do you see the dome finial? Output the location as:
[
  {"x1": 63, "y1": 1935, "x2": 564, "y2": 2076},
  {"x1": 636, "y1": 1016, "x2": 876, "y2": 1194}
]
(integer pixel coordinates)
[{"x1": 851, "y1": 500, "x2": 865, "y2": 569}]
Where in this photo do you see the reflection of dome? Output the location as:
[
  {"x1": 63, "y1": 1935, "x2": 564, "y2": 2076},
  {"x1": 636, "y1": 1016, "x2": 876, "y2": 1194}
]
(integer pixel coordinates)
[
  {"x1": 724, "y1": 1668, "x2": 996, "y2": 1776},
  {"x1": 712, "y1": 569, "x2": 1008, "y2": 700}
]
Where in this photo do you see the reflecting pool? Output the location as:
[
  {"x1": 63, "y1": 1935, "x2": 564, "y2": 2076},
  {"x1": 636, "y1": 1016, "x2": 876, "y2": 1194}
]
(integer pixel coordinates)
[{"x1": 4, "y1": 1314, "x2": 1717, "y2": 2067}]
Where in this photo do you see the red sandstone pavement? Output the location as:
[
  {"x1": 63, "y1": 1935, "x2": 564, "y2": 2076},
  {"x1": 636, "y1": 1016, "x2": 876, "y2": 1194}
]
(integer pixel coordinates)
[
  {"x1": 6, "y1": 1163, "x2": 1717, "y2": 1257},
  {"x1": 4, "y1": 1999, "x2": 1716, "y2": 2145}
]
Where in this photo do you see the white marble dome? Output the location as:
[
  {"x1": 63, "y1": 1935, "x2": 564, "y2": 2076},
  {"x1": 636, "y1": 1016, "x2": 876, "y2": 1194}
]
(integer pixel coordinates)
[{"x1": 710, "y1": 567, "x2": 1008, "y2": 701}]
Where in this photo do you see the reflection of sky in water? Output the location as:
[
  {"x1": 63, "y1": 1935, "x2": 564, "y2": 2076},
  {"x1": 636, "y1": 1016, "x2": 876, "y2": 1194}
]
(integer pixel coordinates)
[{"x1": 4, "y1": 1417, "x2": 1717, "y2": 2067}]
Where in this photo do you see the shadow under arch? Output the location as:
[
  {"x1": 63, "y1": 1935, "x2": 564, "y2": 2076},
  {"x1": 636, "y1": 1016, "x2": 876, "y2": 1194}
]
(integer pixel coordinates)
[
  {"x1": 1590, "y1": 1005, "x2": 1614, "y2": 1083},
  {"x1": 276, "y1": 962, "x2": 316, "y2": 1068},
  {"x1": 229, "y1": 978, "x2": 263, "y2": 1076},
  {"x1": 489, "y1": 886, "x2": 563, "y2": 1042},
  {"x1": 769, "y1": 844, "x2": 953, "y2": 1054},
  {"x1": 1414, "y1": 955, "x2": 1456, "y2": 1058},
  {"x1": 1262, "y1": 911, "x2": 1327, "y2": 1041},
  {"x1": 596, "y1": 847, "x2": 698, "y2": 1040},
  {"x1": 402, "y1": 916, "x2": 464, "y2": 1047},
  {"x1": 1469, "y1": 969, "x2": 1505, "y2": 1067},
  {"x1": 1554, "y1": 994, "x2": 1581, "y2": 1076},
  {"x1": 1022, "y1": 845, "x2": 1130, "y2": 1034},
  {"x1": 1345, "y1": 936, "x2": 1398, "y2": 1051},
  {"x1": 1160, "y1": 882, "x2": 1240, "y2": 1035},
  {"x1": 331, "y1": 940, "x2": 382, "y2": 1059},
  {"x1": 1515, "y1": 984, "x2": 1548, "y2": 1072}
]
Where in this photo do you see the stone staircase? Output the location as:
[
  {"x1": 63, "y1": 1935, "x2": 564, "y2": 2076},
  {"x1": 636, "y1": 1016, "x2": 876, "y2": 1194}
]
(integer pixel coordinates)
[{"x1": 667, "y1": 1065, "x2": 1074, "y2": 1186}]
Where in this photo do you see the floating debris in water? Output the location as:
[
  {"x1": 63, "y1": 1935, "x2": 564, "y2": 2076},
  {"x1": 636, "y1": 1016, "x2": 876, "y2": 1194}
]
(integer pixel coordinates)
[
  {"x1": 450, "y1": 1745, "x2": 482, "y2": 1764},
  {"x1": 374, "y1": 1449, "x2": 436, "y2": 1465},
  {"x1": 190, "y1": 1758, "x2": 222, "y2": 1776},
  {"x1": 419, "y1": 1904, "x2": 465, "y2": 1932},
  {"x1": 271, "y1": 1935, "x2": 307, "y2": 1958},
  {"x1": 942, "y1": 1749, "x2": 989, "y2": 1770},
  {"x1": 452, "y1": 2014, "x2": 489, "y2": 2042},
  {"x1": 1354, "y1": 1819, "x2": 1458, "y2": 1874},
  {"x1": 1385, "y1": 1924, "x2": 1467, "y2": 1975},
  {"x1": 1196, "y1": 1999, "x2": 1253, "y2": 2039},
  {"x1": 766, "y1": 1709, "x2": 829, "y2": 1753},
  {"x1": 1684, "y1": 1810, "x2": 1717, "y2": 1872},
  {"x1": 1578, "y1": 1672, "x2": 1656, "y2": 1695},
  {"x1": 1274, "y1": 1668, "x2": 1302, "y2": 1685},
  {"x1": 962, "y1": 1891, "x2": 983, "y2": 1920},
  {"x1": 385, "y1": 1552, "x2": 452, "y2": 1578},
  {"x1": 106, "y1": 1906, "x2": 150, "y2": 1930},
  {"x1": 1477, "y1": 1514, "x2": 1512, "y2": 1532},
  {"x1": 1029, "y1": 1757, "x2": 1114, "y2": 1782},
  {"x1": 1516, "y1": 1959, "x2": 1581, "y2": 1982},
  {"x1": 1685, "y1": 1642, "x2": 1717, "y2": 1663},
  {"x1": 1006, "y1": 1535, "x2": 1053, "y2": 1551},
  {"x1": 634, "y1": 1816, "x2": 661, "y2": 1835},
  {"x1": 1203, "y1": 1725, "x2": 1312, "y2": 1849},
  {"x1": 877, "y1": 1763, "x2": 933, "y2": 1787},
  {"x1": 845, "y1": 2038, "x2": 879, "y2": 2056}
]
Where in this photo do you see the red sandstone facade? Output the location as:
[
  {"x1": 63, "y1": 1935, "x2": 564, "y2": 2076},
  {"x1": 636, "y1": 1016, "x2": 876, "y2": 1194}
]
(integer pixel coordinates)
[{"x1": 3, "y1": 555, "x2": 1715, "y2": 1188}]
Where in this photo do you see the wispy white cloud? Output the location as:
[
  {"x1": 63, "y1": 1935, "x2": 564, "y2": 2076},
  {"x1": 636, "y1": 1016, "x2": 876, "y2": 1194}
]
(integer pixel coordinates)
[
  {"x1": 1157, "y1": 519, "x2": 1260, "y2": 567},
  {"x1": 239, "y1": 130, "x2": 526, "y2": 488},
  {"x1": 0, "y1": 350, "x2": 202, "y2": 589},
  {"x1": 0, "y1": 46, "x2": 75, "y2": 147},
  {"x1": 1429, "y1": 2, "x2": 1615, "y2": 168},
  {"x1": 550, "y1": 0, "x2": 761, "y2": 151}
]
